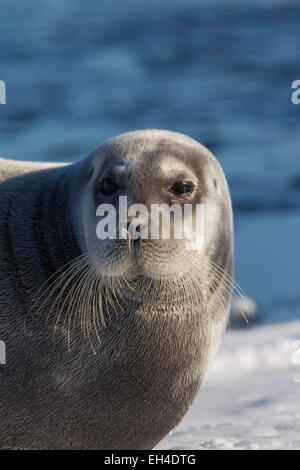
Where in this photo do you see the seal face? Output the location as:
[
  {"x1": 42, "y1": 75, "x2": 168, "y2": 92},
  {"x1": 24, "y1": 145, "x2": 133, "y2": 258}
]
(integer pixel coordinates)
[{"x1": 0, "y1": 130, "x2": 234, "y2": 450}]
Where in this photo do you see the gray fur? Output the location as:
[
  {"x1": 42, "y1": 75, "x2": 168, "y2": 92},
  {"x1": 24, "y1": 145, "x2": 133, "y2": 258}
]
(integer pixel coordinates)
[{"x1": 0, "y1": 130, "x2": 233, "y2": 449}]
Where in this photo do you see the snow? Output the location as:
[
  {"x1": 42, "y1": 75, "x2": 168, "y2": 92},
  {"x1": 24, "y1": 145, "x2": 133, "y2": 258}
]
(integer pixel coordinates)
[{"x1": 157, "y1": 320, "x2": 300, "y2": 450}]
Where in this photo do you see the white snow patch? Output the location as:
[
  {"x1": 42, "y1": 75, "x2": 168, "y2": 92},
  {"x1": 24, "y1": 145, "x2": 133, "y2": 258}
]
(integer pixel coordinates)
[{"x1": 157, "y1": 320, "x2": 300, "y2": 450}]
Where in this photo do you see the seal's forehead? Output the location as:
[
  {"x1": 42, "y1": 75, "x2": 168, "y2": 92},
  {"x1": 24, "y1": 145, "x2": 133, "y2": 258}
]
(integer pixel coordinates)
[
  {"x1": 159, "y1": 156, "x2": 196, "y2": 178},
  {"x1": 92, "y1": 132, "x2": 216, "y2": 180},
  {"x1": 103, "y1": 135, "x2": 208, "y2": 165},
  {"x1": 105, "y1": 129, "x2": 208, "y2": 153}
]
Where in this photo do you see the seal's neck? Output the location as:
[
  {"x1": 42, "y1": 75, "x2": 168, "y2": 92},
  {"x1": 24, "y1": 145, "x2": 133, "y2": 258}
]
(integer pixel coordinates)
[
  {"x1": 0, "y1": 165, "x2": 82, "y2": 315},
  {"x1": 34, "y1": 167, "x2": 82, "y2": 277}
]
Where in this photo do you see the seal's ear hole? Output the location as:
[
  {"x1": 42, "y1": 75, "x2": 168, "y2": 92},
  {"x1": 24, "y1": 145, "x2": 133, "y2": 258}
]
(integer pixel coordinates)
[{"x1": 213, "y1": 178, "x2": 218, "y2": 189}]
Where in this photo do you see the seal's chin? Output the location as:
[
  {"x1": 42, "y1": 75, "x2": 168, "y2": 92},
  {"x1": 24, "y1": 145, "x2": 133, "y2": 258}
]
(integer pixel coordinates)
[{"x1": 90, "y1": 239, "x2": 199, "y2": 281}]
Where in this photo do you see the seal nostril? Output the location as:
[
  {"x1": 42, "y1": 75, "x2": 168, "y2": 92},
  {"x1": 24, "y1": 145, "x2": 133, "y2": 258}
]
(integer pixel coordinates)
[
  {"x1": 132, "y1": 235, "x2": 142, "y2": 258},
  {"x1": 127, "y1": 220, "x2": 141, "y2": 239}
]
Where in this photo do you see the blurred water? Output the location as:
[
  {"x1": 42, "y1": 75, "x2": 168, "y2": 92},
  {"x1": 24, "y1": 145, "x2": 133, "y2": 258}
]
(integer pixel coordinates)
[{"x1": 0, "y1": 0, "x2": 299, "y2": 324}]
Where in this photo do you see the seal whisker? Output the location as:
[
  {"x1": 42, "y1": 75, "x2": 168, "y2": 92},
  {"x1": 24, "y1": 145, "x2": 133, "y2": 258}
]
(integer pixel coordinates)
[
  {"x1": 198, "y1": 253, "x2": 246, "y2": 300},
  {"x1": 31, "y1": 253, "x2": 90, "y2": 321},
  {"x1": 66, "y1": 265, "x2": 95, "y2": 349},
  {"x1": 198, "y1": 254, "x2": 248, "y2": 325},
  {"x1": 54, "y1": 262, "x2": 92, "y2": 339},
  {"x1": 91, "y1": 272, "x2": 102, "y2": 343}
]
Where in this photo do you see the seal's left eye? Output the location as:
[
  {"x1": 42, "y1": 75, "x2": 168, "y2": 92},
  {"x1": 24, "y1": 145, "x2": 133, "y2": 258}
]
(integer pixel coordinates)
[
  {"x1": 99, "y1": 177, "x2": 120, "y2": 196},
  {"x1": 171, "y1": 181, "x2": 195, "y2": 196}
]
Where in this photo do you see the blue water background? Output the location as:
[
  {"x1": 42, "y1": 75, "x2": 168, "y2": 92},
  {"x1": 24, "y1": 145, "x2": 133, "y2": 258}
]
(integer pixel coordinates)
[{"x1": 1, "y1": 0, "x2": 300, "y2": 324}]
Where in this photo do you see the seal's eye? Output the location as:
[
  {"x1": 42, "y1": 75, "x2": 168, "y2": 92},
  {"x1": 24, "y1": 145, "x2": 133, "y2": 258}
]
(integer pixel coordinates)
[
  {"x1": 99, "y1": 177, "x2": 120, "y2": 196},
  {"x1": 171, "y1": 181, "x2": 195, "y2": 196}
]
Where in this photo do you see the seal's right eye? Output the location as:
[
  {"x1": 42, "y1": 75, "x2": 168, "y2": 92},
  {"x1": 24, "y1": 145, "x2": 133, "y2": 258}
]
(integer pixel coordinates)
[{"x1": 99, "y1": 177, "x2": 120, "y2": 196}]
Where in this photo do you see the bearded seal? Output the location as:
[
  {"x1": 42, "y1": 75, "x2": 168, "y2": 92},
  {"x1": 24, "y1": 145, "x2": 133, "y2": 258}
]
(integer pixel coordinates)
[{"x1": 0, "y1": 130, "x2": 234, "y2": 450}]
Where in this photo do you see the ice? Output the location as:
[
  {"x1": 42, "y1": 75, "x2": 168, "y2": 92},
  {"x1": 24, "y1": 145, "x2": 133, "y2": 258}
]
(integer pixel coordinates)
[{"x1": 158, "y1": 320, "x2": 300, "y2": 450}]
